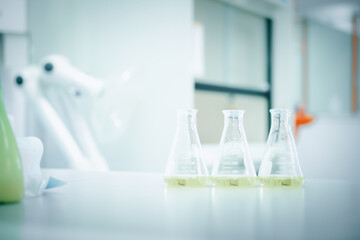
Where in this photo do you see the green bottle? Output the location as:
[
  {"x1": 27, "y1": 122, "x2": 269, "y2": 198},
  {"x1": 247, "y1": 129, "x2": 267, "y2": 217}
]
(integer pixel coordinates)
[{"x1": 0, "y1": 84, "x2": 24, "y2": 203}]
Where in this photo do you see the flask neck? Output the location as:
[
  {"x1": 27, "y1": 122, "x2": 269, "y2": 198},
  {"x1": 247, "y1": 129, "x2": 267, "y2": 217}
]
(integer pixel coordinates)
[
  {"x1": 177, "y1": 110, "x2": 197, "y2": 129},
  {"x1": 223, "y1": 110, "x2": 244, "y2": 129},
  {"x1": 270, "y1": 111, "x2": 291, "y2": 129},
  {"x1": 224, "y1": 115, "x2": 243, "y2": 128}
]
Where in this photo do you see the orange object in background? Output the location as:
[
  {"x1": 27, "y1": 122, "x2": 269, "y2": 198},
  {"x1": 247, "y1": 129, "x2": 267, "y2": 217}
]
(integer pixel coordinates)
[{"x1": 295, "y1": 104, "x2": 314, "y2": 138}]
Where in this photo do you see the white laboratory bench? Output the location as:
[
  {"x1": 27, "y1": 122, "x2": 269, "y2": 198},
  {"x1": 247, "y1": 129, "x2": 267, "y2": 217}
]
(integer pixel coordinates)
[{"x1": 0, "y1": 169, "x2": 359, "y2": 240}]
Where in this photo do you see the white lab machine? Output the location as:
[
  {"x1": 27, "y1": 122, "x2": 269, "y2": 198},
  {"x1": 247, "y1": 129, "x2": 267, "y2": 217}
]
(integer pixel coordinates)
[{"x1": 15, "y1": 56, "x2": 109, "y2": 170}]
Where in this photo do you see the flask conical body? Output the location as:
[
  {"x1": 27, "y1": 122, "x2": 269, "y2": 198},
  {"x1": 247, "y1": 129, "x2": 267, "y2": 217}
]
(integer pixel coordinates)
[
  {"x1": 0, "y1": 88, "x2": 24, "y2": 202},
  {"x1": 164, "y1": 109, "x2": 209, "y2": 187},
  {"x1": 258, "y1": 109, "x2": 304, "y2": 187},
  {"x1": 211, "y1": 110, "x2": 256, "y2": 187}
]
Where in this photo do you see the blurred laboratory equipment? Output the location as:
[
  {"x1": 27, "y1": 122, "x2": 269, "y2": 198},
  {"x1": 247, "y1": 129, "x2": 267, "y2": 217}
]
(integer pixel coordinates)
[
  {"x1": 91, "y1": 69, "x2": 143, "y2": 144},
  {"x1": 17, "y1": 136, "x2": 65, "y2": 196},
  {"x1": 295, "y1": 104, "x2": 314, "y2": 138},
  {"x1": 17, "y1": 137, "x2": 47, "y2": 197},
  {"x1": 258, "y1": 109, "x2": 304, "y2": 187},
  {"x1": 41, "y1": 55, "x2": 104, "y2": 97},
  {"x1": 15, "y1": 55, "x2": 109, "y2": 170},
  {"x1": 41, "y1": 55, "x2": 108, "y2": 170},
  {"x1": 164, "y1": 109, "x2": 209, "y2": 187},
  {"x1": 211, "y1": 110, "x2": 256, "y2": 187},
  {"x1": 9, "y1": 114, "x2": 64, "y2": 197},
  {"x1": 0, "y1": 86, "x2": 24, "y2": 203}
]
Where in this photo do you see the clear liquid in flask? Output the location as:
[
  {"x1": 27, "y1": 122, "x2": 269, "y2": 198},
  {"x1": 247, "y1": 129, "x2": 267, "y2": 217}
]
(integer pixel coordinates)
[
  {"x1": 258, "y1": 109, "x2": 304, "y2": 187},
  {"x1": 211, "y1": 110, "x2": 256, "y2": 187},
  {"x1": 164, "y1": 109, "x2": 209, "y2": 187}
]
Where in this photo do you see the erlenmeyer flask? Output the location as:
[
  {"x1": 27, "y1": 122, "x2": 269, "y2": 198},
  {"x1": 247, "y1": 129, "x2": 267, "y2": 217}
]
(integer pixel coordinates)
[
  {"x1": 164, "y1": 109, "x2": 209, "y2": 187},
  {"x1": 0, "y1": 85, "x2": 24, "y2": 203},
  {"x1": 211, "y1": 110, "x2": 256, "y2": 187},
  {"x1": 258, "y1": 109, "x2": 304, "y2": 187}
]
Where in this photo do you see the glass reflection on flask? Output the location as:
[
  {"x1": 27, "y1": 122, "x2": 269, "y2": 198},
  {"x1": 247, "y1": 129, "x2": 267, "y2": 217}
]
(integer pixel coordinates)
[
  {"x1": 164, "y1": 109, "x2": 209, "y2": 187},
  {"x1": 211, "y1": 110, "x2": 256, "y2": 187},
  {"x1": 258, "y1": 109, "x2": 304, "y2": 187}
]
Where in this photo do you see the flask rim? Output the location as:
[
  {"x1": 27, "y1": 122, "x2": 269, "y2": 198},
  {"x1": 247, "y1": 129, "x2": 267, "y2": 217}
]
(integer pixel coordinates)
[
  {"x1": 222, "y1": 110, "x2": 245, "y2": 116},
  {"x1": 269, "y1": 109, "x2": 292, "y2": 114},
  {"x1": 177, "y1": 109, "x2": 198, "y2": 115}
]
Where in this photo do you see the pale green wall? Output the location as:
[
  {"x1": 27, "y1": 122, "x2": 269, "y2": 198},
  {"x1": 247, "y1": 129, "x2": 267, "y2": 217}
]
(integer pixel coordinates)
[{"x1": 307, "y1": 21, "x2": 352, "y2": 115}]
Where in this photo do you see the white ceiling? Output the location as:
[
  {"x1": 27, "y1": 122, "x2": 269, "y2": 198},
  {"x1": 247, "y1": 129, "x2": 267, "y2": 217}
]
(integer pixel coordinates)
[{"x1": 298, "y1": 0, "x2": 360, "y2": 34}]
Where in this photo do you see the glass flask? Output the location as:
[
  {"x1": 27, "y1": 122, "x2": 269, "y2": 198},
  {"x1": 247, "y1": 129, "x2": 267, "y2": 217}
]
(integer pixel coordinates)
[
  {"x1": 0, "y1": 85, "x2": 24, "y2": 203},
  {"x1": 211, "y1": 110, "x2": 256, "y2": 187},
  {"x1": 258, "y1": 109, "x2": 304, "y2": 187},
  {"x1": 164, "y1": 109, "x2": 209, "y2": 187}
]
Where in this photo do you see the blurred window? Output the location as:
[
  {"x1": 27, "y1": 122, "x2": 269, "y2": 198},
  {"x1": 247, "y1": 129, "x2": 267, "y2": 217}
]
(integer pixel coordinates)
[
  {"x1": 193, "y1": 0, "x2": 271, "y2": 143},
  {"x1": 307, "y1": 20, "x2": 354, "y2": 115}
]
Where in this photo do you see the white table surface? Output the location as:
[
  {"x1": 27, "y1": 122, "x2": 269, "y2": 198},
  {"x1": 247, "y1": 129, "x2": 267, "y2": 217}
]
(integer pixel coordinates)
[{"x1": 1, "y1": 169, "x2": 359, "y2": 240}]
